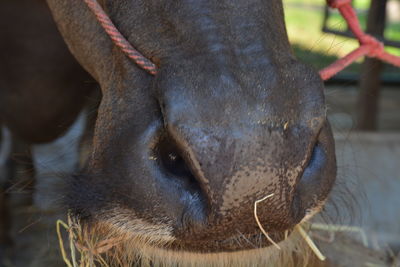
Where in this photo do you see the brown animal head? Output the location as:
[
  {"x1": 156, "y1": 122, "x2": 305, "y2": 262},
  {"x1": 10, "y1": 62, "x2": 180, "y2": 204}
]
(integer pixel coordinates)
[{"x1": 47, "y1": 0, "x2": 336, "y2": 261}]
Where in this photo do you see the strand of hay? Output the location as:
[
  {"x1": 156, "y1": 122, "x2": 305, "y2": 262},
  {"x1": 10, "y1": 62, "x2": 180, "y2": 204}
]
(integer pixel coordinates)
[
  {"x1": 56, "y1": 219, "x2": 74, "y2": 267},
  {"x1": 67, "y1": 215, "x2": 78, "y2": 267},
  {"x1": 296, "y1": 225, "x2": 326, "y2": 261},
  {"x1": 309, "y1": 223, "x2": 368, "y2": 247},
  {"x1": 253, "y1": 193, "x2": 281, "y2": 250}
]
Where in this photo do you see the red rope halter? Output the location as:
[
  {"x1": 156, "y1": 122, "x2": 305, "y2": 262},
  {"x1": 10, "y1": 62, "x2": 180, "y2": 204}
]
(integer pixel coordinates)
[
  {"x1": 319, "y1": 0, "x2": 400, "y2": 80},
  {"x1": 83, "y1": 0, "x2": 157, "y2": 75},
  {"x1": 84, "y1": 0, "x2": 400, "y2": 80}
]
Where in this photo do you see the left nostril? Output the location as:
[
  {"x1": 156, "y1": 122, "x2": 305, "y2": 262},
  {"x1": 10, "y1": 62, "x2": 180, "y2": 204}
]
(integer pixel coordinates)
[
  {"x1": 154, "y1": 133, "x2": 208, "y2": 230},
  {"x1": 159, "y1": 143, "x2": 190, "y2": 177},
  {"x1": 155, "y1": 134, "x2": 201, "y2": 194}
]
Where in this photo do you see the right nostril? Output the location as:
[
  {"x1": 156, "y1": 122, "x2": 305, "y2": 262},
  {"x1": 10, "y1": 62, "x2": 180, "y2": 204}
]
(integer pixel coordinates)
[
  {"x1": 155, "y1": 134, "x2": 201, "y2": 194},
  {"x1": 300, "y1": 142, "x2": 326, "y2": 188}
]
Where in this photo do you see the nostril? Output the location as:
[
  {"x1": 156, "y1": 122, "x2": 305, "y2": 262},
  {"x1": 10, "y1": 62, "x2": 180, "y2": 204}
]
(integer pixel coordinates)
[
  {"x1": 300, "y1": 142, "x2": 327, "y2": 191},
  {"x1": 155, "y1": 134, "x2": 201, "y2": 195},
  {"x1": 158, "y1": 138, "x2": 190, "y2": 177},
  {"x1": 305, "y1": 142, "x2": 325, "y2": 174},
  {"x1": 294, "y1": 123, "x2": 337, "y2": 223}
]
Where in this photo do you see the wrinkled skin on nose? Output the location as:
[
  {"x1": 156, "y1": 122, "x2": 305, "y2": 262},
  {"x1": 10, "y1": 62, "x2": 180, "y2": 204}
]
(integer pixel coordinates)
[{"x1": 48, "y1": 0, "x2": 336, "y2": 253}]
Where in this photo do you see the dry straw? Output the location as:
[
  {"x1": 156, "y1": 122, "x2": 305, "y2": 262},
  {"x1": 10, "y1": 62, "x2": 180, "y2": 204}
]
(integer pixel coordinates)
[
  {"x1": 57, "y1": 214, "x2": 120, "y2": 267},
  {"x1": 309, "y1": 223, "x2": 368, "y2": 247},
  {"x1": 253, "y1": 193, "x2": 327, "y2": 261},
  {"x1": 253, "y1": 193, "x2": 281, "y2": 250},
  {"x1": 296, "y1": 225, "x2": 326, "y2": 261}
]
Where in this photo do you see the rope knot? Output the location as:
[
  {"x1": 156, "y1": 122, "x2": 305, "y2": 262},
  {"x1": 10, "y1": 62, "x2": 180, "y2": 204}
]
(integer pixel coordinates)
[{"x1": 360, "y1": 35, "x2": 385, "y2": 57}]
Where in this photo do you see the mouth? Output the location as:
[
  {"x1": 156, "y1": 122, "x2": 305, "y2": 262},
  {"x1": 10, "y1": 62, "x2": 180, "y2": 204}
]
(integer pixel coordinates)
[
  {"x1": 169, "y1": 199, "x2": 326, "y2": 253},
  {"x1": 63, "y1": 172, "x2": 329, "y2": 255},
  {"x1": 59, "y1": 214, "x2": 317, "y2": 267},
  {"x1": 63, "y1": 198, "x2": 324, "y2": 253},
  {"x1": 168, "y1": 229, "x2": 287, "y2": 252},
  {"x1": 58, "y1": 184, "x2": 331, "y2": 267}
]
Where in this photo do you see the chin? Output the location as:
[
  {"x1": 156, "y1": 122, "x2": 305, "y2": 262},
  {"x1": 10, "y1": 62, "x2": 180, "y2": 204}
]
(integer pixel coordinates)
[{"x1": 61, "y1": 212, "x2": 323, "y2": 267}]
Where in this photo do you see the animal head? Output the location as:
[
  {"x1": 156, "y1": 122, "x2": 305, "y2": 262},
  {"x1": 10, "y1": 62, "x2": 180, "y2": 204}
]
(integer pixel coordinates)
[{"x1": 48, "y1": 0, "x2": 336, "y2": 263}]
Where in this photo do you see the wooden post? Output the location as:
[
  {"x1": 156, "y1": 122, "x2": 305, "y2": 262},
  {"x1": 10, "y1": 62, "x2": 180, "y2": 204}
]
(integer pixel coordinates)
[{"x1": 356, "y1": 0, "x2": 387, "y2": 130}]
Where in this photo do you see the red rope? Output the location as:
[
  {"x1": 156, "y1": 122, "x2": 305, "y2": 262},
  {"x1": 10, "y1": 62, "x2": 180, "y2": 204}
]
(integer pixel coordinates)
[
  {"x1": 83, "y1": 0, "x2": 157, "y2": 75},
  {"x1": 83, "y1": 0, "x2": 399, "y2": 80},
  {"x1": 319, "y1": 0, "x2": 400, "y2": 80}
]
